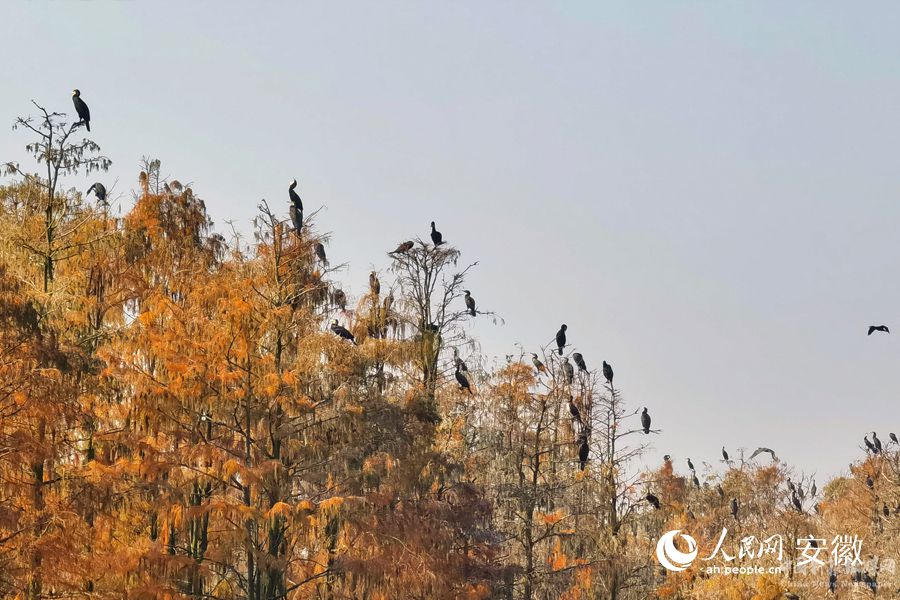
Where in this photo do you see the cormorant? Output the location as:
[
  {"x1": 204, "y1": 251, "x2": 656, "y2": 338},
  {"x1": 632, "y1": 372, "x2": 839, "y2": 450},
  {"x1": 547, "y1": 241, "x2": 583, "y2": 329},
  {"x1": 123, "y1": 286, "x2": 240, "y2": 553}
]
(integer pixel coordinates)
[
  {"x1": 602, "y1": 360, "x2": 614, "y2": 384},
  {"x1": 890, "y1": 432, "x2": 899, "y2": 445},
  {"x1": 578, "y1": 438, "x2": 589, "y2": 470},
  {"x1": 749, "y1": 447, "x2": 777, "y2": 461},
  {"x1": 72, "y1": 89, "x2": 90, "y2": 131},
  {"x1": 868, "y1": 325, "x2": 890, "y2": 335},
  {"x1": 562, "y1": 357, "x2": 574, "y2": 384},
  {"x1": 332, "y1": 288, "x2": 347, "y2": 310},
  {"x1": 531, "y1": 353, "x2": 546, "y2": 374},
  {"x1": 791, "y1": 493, "x2": 802, "y2": 512},
  {"x1": 455, "y1": 367, "x2": 472, "y2": 394},
  {"x1": 391, "y1": 240, "x2": 414, "y2": 254},
  {"x1": 872, "y1": 432, "x2": 882, "y2": 454},
  {"x1": 288, "y1": 179, "x2": 303, "y2": 236},
  {"x1": 369, "y1": 271, "x2": 380, "y2": 296},
  {"x1": 568, "y1": 398, "x2": 581, "y2": 422},
  {"x1": 572, "y1": 352, "x2": 587, "y2": 373},
  {"x1": 453, "y1": 348, "x2": 468, "y2": 373},
  {"x1": 555, "y1": 324, "x2": 567, "y2": 355},
  {"x1": 692, "y1": 474, "x2": 700, "y2": 488},
  {"x1": 730, "y1": 498, "x2": 738, "y2": 519},
  {"x1": 641, "y1": 407, "x2": 650, "y2": 434},
  {"x1": 464, "y1": 290, "x2": 476, "y2": 316},
  {"x1": 810, "y1": 480, "x2": 817, "y2": 497},
  {"x1": 722, "y1": 447, "x2": 729, "y2": 461},
  {"x1": 646, "y1": 493, "x2": 661, "y2": 510},
  {"x1": 864, "y1": 435, "x2": 876, "y2": 454},
  {"x1": 87, "y1": 182, "x2": 107, "y2": 203},
  {"x1": 430, "y1": 221, "x2": 444, "y2": 246},
  {"x1": 786, "y1": 478, "x2": 796, "y2": 494},
  {"x1": 330, "y1": 320, "x2": 355, "y2": 344},
  {"x1": 314, "y1": 243, "x2": 328, "y2": 265},
  {"x1": 687, "y1": 458, "x2": 695, "y2": 471}
]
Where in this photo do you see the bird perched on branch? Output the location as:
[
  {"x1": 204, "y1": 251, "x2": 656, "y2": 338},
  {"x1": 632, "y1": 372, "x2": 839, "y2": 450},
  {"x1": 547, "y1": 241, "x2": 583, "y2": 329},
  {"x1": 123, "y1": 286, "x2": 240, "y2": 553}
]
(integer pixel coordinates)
[
  {"x1": 572, "y1": 352, "x2": 587, "y2": 373},
  {"x1": 288, "y1": 179, "x2": 303, "y2": 237},
  {"x1": 369, "y1": 271, "x2": 380, "y2": 296},
  {"x1": 722, "y1": 447, "x2": 729, "y2": 461},
  {"x1": 455, "y1": 367, "x2": 472, "y2": 394},
  {"x1": 868, "y1": 325, "x2": 890, "y2": 335},
  {"x1": 578, "y1": 437, "x2": 589, "y2": 470},
  {"x1": 562, "y1": 357, "x2": 574, "y2": 385},
  {"x1": 531, "y1": 353, "x2": 547, "y2": 374},
  {"x1": 87, "y1": 182, "x2": 107, "y2": 203},
  {"x1": 453, "y1": 348, "x2": 468, "y2": 373},
  {"x1": 864, "y1": 435, "x2": 876, "y2": 454},
  {"x1": 72, "y1": 89, "x2": 91, "y2": 131},
  {"x1": 641, "y1": 407, "x2": 651, "y2": 434},
  {"x1": 646, "y1": 493, "x2": 661, "y2": 510},
  {"x1": 555, "y1": 324, "x2": 567, "y2": 355},
  {"x1": 391, "y1": 240, "x2": 414, "y2": 254},
  {"x1": 872, "y1": 432, "x2": 882, "y2": 454},
  {"x1": 890, "y1": 432, "x2": 899, "y2": 445},
  {"x1": 314, "y1": 243, "x2": 328, "y2": 266},
  {"x1": 602, "y1": 361, "x2": 614, "y2": 384},
  {"x1": 332, "y1": 289, "x2": 347, "y2": 310},
  {"x1": 330, "y1": 320, "x2": 355, "y2": 344},
  {"x1": 464, "y1": 290, "x2": 476, "y2": 316},
  {"x1": 568, "y1": 398, "x2": 582, "y2": 423},
  {"x1": 430, "y1": 221, "x2": 444, "y2": 246},
  {"x1": 687, "y1": 458, "x2": 695, "y2": 471}
]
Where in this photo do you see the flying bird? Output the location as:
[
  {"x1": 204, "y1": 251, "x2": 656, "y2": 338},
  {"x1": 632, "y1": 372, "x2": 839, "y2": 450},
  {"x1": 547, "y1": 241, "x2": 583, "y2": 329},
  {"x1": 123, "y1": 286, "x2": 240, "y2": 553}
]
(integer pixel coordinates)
[
  {"x1": 391, "y1": 240, "x2": 414, "y2": 254},
  {"x1": 578, "y1": 438, "x2": 589, "y2": 470},
  {"x1": 464, "y1": 290, "x2": 476, "y2": 316},
  {"x1": 86, "y1": 182, "x2": 107, "y2": 203},
  {"x1": 430, "y1": 221, "x2": 444, "y2": 246},
  {"x1": 72, "y1": 89, "x2": 90, "y2": 131},
  {"x1": 572, "y1": 352, "x2": 588, "y2": 373},
  {"x1": 562, "y1": 357, "x2": 574, "y2": 385},
  {"x1": 722, "y1": 447, "x2": 729, "y2": 461},
  {"x1": 602, "y1": 360, "x2": 614, "y2": 384},
  {"x1": 555, "y1": 324, "x2": 567, "y2": 355},
  {"x1": 531, "y1": 353, "x2": 547, "y2": 374},
  {"x1": 641, "y1": 408, "x2": 651, "y2": 434},
  {"x1": 330, "y1": 320, "x2": 355, "y2": 344},
  {"x1": 314, "y1": 243, "x2": 328, "y2": 266},
  {"x1": 868, "y1": 325, "x2": 890, "y2": 335},
  {"x1": 369, "y1": 272, "x2": 380, "y2": 296},
  {"x1": 749, "y1": 447, "x2": 777, "y2": 461},
  {"x1": 455, "y1": 367, "x2": 472, "y2": 394},
  {"x1": 288, "y1": 179, "x2": 303, "y2": 236},
  {"x1": 646, "y1": 493, "x2": 661, "y2": 510}
]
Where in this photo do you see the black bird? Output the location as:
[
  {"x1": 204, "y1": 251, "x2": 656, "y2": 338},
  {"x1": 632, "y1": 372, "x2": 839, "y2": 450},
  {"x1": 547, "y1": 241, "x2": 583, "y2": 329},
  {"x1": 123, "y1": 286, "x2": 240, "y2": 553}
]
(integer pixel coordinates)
[
  {"x1": 87, "y1": 182, "x2": 107, "y2": 203},
  {"x1": 602, "y1": 360, "x2": 614, "y2": 384},
  {"x1": 646, "y1": 493, "x2": 661, "y2": 510},
  {"x1": 730, "y1": 498, "x2": 738, "y2": 519},
  {"x1": 391, "y1": 240, "x2": 414, "y2": 254},
  {"x1": 864, "y1": 435, "x2": 876, "y2": 454},
  {"x1": 330, "y1": 320, "x2": 355, "y2": 344},
  {"x1": 562, "y1": 357, "x2": 574, "y2": 385},
  {"x1": 866, "y1": 475, "x2": 874, "y2": 489},
  {"x1": 663, "y1": 455, "x2": 671, "y2": 463},
  {"x1": 687, "y1": 458, "x2": 695, "y2": 471},
  {"x1": 572, "y1": 352, "x2": 588, "y2": 373},
  {"x1": 332, "y1": 288, "x2": 347, "y2": 310},
  {"x1": 722, "y1": 447, "x2": 729, "y2": 461},
  {"x1": 828, "y1": 569, "x2": 836, "y2": 594},
  {"x1": 883, "y1": 504, "x2": 890, "y2": 518},
  {"x1": 786, "y1": 478, "x2": 796, "y2": 494},
  {"x1": 72, "y1": 89, "x2": 90, "y2": 131},
  {"x1": 890, "y1": 432, "x2": 899, "y2": 445},
  {"x1": 641, "y1": 407, "x2": 651, "y2": 434},
  {"x1": 455, "y1": 367, "x2": 472, "y2": 394},
  {"x1": 692, "y1": 474, "x2": 700, "y2": 488},
  {"x1": 430, "y1": 221, "x2": 444, "y2": 246},
  {"x1": 868, "y1": 325, "x2": 890, "y2": 335},
  {"x1": 810, "y1": 480, "x2": 817, "y2": 498},
  {"x1": 578, "y1": 438, "x2": 589, "y2": 470},
  {"x1": 749, "y1": 447, "x2": 777, "y2": 461},
  {"x1": 872, "y1": 432, "x2": 882, "y2": 454},
  {"x1": 288, "y1": 179, "x2": 303, "y2": 236},
  {"x1": 568, "y1": 398, "x2": 582, "y2": 422},
  {"x1": 453, "y1": 348, "x2": 469, "y2": 373},
  {"x1": 464, "y1": 290, "x2": 476, "y2": 316},
  {"x1": 314, "y1": 242, "x2": 328, "y2": 266},
  {"x1": 791, "y1": 493, "x2": 802, "y2": 512},
  {"x1": 555, "y1": 324, "x2": 567, "y2": 355}
]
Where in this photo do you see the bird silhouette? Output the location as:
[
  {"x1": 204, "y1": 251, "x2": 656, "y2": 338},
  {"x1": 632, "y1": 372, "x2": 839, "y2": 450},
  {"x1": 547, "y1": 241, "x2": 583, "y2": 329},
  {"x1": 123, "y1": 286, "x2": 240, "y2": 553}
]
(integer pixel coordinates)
[
  {"x1": 602, "y1": 360, "x2": 614, "y2": 384},
  {"x1": 330, "y1": 320, "x2": 355, "y2": 344},
  {"x1": 646, "y1": 493, "x2": 661, "y2": 510},
  {"x1": 890, "y1": 432, "x2": 899, "y2": 445},
  {"x1": 332, "y1": 289, "x2": 347, "y2": 310},
  {"x1": 687, "y1": 458, "x2": 695, "y2": 471},
  {"x1": 390, "y1": 240, "x2": 414, "y2": 254},
  {"x1": 872, "y1": 432, "x2": 882, "y2": 454},
  {"x1": 578, "y1": 438, "x2": 589, "y2": 470},
  {"x1": 866, "y1": 475, "x2": 874, "y2": 489},
  {"x1": 568, "y1": 398, "x2": 582, "y2": 423},
  {"x1": 288, "y1": 179, "x2": 303, "y2": 237},
  {"x1": 730, "y1": 498, "x2": 739, "y2": 519},
  {"x1": 555, "y1": 324, "x2": 567, "y2": 355},
  {"x1": 464, "y1": 290, "x2": 476, "y2": 316},
  {"x1": 864, "y1": 435, "x2": 876, "y2": 454},
  {"x1": 749, "y1": 447, "x2": 777, "y2": 461},
  {"x1": 86, "y1": 182, "x2": 107, "y2": 205},
  {"x1": 453, "y1": 348, "x2": 469, "y2": 373},
  {"x1": 722, "y1": 447, "x2": 729, "y2": 461},
  {"x1": 868, "y1": 325, "x2": 890, "y2": 335},
  {"x1": 641, "y1": 408, "x2": 651, "y2": 434},
  {"x1": 531, "y1": 353, "x2": 547, "y2": 374},
  {"x1": 72, "y1": 89, "x2": 91, "y2": 131},
  {"x1": 455, "y1": 367, "x2": 472, "y2": 394},
  {"x1": 562, "y1": 357, "x2": 574, "y2": 385},
  {"x1": 369, "y1": 272, "x2": 380, "y2": 296},
  {"x1": 314, "y1": 243, "x2": 328, "y2": 266},
  {"x1": 572, "y1": 352, "x2": 587, "y2": 373},
  {"x1": 430, "y1": 221, "x2": 444, "y2": 246}
]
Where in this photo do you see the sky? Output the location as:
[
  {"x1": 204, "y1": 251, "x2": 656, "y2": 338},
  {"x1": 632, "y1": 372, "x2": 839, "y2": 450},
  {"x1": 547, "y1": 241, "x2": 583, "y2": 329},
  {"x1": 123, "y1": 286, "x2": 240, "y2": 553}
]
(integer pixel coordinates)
[{"x1": 2, "y1": 1, "x2": 899, "y2": 482}]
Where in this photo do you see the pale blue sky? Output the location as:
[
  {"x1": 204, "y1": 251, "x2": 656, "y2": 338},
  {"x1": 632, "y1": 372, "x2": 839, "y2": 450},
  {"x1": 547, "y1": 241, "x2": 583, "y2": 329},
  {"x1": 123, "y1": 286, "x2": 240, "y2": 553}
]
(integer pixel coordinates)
[{"x1": 2, "y1": 2, "x2": 899, "y2": 481}]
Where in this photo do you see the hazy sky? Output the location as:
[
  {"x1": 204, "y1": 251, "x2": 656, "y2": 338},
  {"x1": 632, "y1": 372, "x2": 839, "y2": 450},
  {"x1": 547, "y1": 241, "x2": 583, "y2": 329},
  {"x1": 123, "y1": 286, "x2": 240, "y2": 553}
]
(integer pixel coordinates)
[{"x1": 2, "y1": 2, "x2": 899, "y2": 482}]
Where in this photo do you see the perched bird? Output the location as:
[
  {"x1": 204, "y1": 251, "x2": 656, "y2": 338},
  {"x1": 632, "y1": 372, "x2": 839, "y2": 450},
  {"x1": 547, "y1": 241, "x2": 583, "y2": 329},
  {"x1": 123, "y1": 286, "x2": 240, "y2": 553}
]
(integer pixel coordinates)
[
  {"x1": 602, "y1": 360, "x2": 614, "y2": 384},
  {"x1": 883, "y1": 504, "x2": 890, "y2": 518},
  {"x1": 314, "y1": 242, "x2": 328, "y2": 265},
  {"x1": 86, "y1": 182, "x2": 107, "y2": 203},
  {"x1": 730, "y1": 498, "x2": 739, "y2": 519},
  {"x1": 330, "y1": 320, "x2": 355, "y2": 344},
  {"x1": 288, "y1": 179, "x2": 303, "y2": 236},
  {"x1": 810, "y1": 480, "x2": 817, "y2": 498},
  {"x1": 430, "y1": 221, "x2": 444, "y2": 246},
  {"x1": 531, "y1": 353, "x2": 547, "y2": 374},
  {"x1": 464, "y1": 290, "x2": 476, "y2": 316},
  {"x1": 578, "y1": 438, "x2": 589, "y2": 470},
  {"x1": 787, "y1": 478, "x2": 796, "y2": 494},
  {"x1": 868, "y1": 325, "x2": 890, "y2": 335},
  {"x1": 555, "y1": 324, "x2": 567, "y2": 355},
  {"x1": 568, "y1": 398, "x2": 582, "y2": 422},
  {"x1": 390, "y1": 240, "x2": 414, "y2": 254},
  {"x1": 791, "y1": 493, "x2": 802, "y2": 512},
  {"x1": 332, "y1": 288, "x2": 347, "y2": 310},
  {"x1": 641, "y1": 408, "x2": 651, "y2": 434},
  {"x1": 872, "y1": 432, "x2": 882, "y2": 454},
  {"x1": 749, "y1": 447, "x2": 777, "y2": 461},
  {"x1": 455, "y1": 367, "x2": 472, "y2": 394},
  {"x1": 687, "y1": 458, "x2": 695, "y2": 471},
  {"x1": 692, "y1": 474, "x2": 700, "y2": 488},
  {"x1": 72, "y1": 89, "x2": 91, "y2": 131},
  {"x1": 572, "y1": 352, "x2": 588, "y2": 373},
  {"x1": 864, "y1": 435, "x2": 876, "y2": 454},
  {"x1": 722, "y1": 447, "x2": 729, "y2": 461},
  {"x1": 646, "y1": 493, "x2": 661, "y2": 510},
  {"x1": 562, "y1": 357, "x2": 574, "y2": 385},
  {"x1": 866, "y1": 475, "x2": 874, "y2": 489},
  {"x1": 890, "y1": 432, "x2": 899, "y2": 445},
  {"x1": 453, "y1": 348, "x2": 469, "y2": 373},
  {"x1": 369, "y1": 271, "x2": 380, "y2": 296}
]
